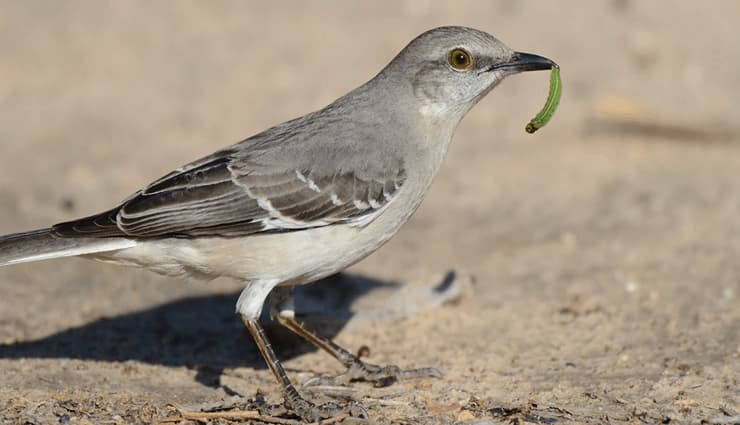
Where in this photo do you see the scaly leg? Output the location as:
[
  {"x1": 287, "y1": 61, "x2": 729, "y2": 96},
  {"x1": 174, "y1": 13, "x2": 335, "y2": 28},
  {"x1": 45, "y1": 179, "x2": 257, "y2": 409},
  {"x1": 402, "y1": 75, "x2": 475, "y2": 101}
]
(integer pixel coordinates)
[
  {"x1": 269, "y1": 286, "x2": 442, "y2": 388},
  {"x1": 240, "y1": 316, "x2": 367, "y2": 421}
]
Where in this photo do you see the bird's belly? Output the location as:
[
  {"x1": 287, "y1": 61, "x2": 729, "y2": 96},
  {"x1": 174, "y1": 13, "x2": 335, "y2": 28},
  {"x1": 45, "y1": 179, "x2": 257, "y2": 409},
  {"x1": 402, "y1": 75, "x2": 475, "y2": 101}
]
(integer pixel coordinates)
[{"x1": 205, "y1": 221, "x2": 398, "y2": 285}]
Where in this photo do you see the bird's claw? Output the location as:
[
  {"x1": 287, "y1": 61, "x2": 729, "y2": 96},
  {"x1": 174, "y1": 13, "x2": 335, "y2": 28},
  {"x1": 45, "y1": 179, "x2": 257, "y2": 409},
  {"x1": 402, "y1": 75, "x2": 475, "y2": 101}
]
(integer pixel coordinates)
[
  {"x1": 288, "y1": 396, "x2": 368, "y2": 422},
  {"x1": 304, "y1": 360, "x2": 443, "y2": 389},
  {"x1": 256, "y1": 388, "x2": 368, "y2": 422}
]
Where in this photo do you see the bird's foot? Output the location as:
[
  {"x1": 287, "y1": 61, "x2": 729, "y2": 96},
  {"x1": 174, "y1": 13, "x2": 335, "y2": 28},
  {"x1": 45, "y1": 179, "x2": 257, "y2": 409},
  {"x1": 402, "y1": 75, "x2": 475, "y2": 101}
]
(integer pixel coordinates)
[
  {"x1": 304, "y1": 358, "x2": 443, "y2": 388},
  {"x1": 289, "y1": 396, "x2": 368, "y2": 423},
  {"x1": 256, "y1": 390, "x2": 368, "y2": 422}
]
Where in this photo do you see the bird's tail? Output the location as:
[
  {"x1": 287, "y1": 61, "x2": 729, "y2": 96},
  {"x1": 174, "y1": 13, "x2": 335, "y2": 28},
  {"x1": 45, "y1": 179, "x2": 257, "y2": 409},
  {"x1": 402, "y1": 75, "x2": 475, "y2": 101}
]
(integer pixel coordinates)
[{"x1": 0, "y1": 228, "x2": 136, "y2": 267}]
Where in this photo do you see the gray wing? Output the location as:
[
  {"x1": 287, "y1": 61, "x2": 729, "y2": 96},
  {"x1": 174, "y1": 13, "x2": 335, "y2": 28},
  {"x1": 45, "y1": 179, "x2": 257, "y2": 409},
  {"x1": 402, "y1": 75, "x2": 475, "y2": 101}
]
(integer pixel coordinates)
[{"x1": 53, "y1": 147, "x2": 406, "y2": 238}]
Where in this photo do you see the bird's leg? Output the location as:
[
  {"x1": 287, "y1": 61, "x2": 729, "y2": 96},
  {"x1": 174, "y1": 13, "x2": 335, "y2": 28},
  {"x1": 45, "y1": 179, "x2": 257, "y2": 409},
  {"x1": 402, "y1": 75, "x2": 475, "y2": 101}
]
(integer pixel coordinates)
[
  {"x1": 240, "y1": 316, "x2": 367, "y2": 421},
  {"x1": 270, "y1": 287, "x2": 442, "y2": 388}
]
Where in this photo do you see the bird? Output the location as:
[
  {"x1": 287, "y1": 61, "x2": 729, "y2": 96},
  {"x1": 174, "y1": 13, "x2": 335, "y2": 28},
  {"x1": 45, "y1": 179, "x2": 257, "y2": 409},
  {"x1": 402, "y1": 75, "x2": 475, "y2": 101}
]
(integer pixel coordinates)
[{"x1": 0, "y1": 26, "x2": 556, "y2": 421}]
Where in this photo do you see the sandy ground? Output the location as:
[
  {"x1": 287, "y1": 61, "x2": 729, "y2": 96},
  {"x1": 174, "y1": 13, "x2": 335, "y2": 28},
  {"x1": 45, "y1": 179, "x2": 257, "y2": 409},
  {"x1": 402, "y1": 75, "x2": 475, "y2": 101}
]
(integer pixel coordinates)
[{"x1": 0, "y1": 2, "x2": 738, "y2": 424}]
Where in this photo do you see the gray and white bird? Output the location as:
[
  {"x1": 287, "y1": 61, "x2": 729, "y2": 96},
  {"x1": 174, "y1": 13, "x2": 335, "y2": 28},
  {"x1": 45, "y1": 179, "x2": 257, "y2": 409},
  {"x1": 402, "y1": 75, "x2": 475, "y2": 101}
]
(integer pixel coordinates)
[{"x1": 0, "y1": 26, "x2": 556, "y2": 421}]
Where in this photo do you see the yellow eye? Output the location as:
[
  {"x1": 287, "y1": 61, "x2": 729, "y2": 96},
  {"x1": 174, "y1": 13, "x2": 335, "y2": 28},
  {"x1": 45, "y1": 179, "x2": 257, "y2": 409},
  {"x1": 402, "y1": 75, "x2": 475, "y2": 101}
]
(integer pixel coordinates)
[{"x1": 448, "y1": 48, "x2": 474, "y2": 71}]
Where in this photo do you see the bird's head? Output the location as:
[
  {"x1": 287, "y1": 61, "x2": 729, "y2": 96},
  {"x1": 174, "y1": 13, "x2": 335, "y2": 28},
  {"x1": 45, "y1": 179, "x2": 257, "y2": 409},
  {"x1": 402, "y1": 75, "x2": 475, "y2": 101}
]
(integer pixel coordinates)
[{"x1": 382, "y1": 26, "x2": 556, "y2": 118}]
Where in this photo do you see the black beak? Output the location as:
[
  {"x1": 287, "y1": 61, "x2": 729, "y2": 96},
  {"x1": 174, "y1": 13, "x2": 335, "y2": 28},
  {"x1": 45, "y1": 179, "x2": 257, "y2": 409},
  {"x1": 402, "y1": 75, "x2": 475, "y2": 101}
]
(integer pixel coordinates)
[{"x1": 493, "y1": 51, "x2": 557, "y2": 72}]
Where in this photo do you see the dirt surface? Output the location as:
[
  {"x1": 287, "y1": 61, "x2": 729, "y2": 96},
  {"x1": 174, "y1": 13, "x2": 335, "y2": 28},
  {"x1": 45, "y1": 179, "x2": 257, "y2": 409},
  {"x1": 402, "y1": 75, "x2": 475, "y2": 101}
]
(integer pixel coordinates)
[{"x1": 0, "y1": 2, "x2": 738, "y2": 424}]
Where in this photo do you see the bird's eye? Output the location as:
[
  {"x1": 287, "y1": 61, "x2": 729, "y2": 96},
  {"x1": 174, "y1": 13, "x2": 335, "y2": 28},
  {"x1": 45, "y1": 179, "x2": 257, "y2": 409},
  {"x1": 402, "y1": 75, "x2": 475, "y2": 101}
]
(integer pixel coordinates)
[{"x1": 448, "y1": 48, "x2": 474, "y2": 71}]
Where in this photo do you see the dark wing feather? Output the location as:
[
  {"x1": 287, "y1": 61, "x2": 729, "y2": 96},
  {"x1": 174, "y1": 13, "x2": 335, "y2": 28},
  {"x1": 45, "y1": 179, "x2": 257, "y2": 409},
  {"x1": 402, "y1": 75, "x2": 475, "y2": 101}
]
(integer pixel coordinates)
[{"x1": 53, "y1": 149, "x2": 405, "y2": 239}]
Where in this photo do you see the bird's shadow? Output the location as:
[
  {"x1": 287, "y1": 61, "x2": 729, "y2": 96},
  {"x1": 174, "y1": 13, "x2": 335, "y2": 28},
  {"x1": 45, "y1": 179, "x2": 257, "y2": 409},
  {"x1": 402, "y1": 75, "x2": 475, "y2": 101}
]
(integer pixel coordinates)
[{"x1": 0, "y1": 273, "x2": 398, "y2": 389}]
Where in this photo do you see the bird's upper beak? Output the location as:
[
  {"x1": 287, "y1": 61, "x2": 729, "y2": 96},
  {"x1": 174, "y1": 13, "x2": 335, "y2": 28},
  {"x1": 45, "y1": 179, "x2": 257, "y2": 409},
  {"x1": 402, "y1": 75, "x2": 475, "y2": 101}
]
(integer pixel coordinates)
[{"x1": 493, "y1": 51, "x2": 557, "y2": 73}]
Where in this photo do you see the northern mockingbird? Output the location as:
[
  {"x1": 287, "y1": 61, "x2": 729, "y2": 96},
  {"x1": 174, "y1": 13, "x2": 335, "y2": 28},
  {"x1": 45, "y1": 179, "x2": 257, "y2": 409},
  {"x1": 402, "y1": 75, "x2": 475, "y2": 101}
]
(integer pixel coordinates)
[{"x1": 0, "y1": 26, "x2": 556, "y2": 421}]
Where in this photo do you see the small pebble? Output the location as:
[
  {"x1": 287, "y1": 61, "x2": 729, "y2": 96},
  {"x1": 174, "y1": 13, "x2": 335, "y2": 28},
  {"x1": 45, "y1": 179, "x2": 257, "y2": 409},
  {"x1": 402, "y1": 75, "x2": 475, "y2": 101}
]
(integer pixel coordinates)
[
  {"x1": 415, "y1": 380, "x2": 433, "y2": 389},
  {"x1": 457, "y1": 410, "x2": 476, "y2": 421},
  {"x1": 721, "y1": 287, "x2": 734, "y2": 300},
  {"x1": 356, "y1": 345, "x2": 371, "y2": 358},
  {"x1": 625, "y1": 281, "x2": 639, "y2": 293}
]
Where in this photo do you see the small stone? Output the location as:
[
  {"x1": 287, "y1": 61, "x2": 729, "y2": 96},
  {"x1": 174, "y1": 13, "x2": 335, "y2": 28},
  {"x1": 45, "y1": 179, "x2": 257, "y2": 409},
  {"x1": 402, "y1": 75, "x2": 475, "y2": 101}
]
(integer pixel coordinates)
[
  {"x1": 625, "y1": 281, "x2": 638, "y2": 293},
  {"x1": 415, "y1": 380, "x2": 433, "y2": 389},
  {"x1": 457, "y1": 410, "x2": 476, "y2": 421}
]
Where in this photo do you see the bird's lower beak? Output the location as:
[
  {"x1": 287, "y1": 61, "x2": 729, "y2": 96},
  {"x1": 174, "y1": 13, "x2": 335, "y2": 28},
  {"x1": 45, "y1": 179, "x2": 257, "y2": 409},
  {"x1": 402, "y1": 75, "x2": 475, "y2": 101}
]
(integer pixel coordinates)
[{"x1": 494, "y1": 52, "x2": 557, "y2": 73}]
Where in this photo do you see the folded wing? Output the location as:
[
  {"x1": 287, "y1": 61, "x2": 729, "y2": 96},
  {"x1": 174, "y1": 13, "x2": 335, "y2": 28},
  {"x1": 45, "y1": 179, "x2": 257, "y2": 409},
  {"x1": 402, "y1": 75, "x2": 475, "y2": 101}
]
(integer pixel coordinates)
[{"x1": 53, "y1": 148, "x2": 405, "y2": 238}]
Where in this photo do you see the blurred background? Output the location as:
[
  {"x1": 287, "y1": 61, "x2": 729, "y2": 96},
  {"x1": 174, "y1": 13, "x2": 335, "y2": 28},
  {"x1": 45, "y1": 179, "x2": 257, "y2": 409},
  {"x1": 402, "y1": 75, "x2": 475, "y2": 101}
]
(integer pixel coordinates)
[{"x1": 0, "y1": 2, "x2": 738, "y2": 424}]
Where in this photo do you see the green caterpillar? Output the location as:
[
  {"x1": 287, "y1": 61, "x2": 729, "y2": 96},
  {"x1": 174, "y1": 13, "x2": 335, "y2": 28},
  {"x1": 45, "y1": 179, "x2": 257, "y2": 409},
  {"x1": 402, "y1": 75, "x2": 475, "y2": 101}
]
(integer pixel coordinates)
[{"x1": 526, "y1": 65, "x2": 561, "y2": 134}]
